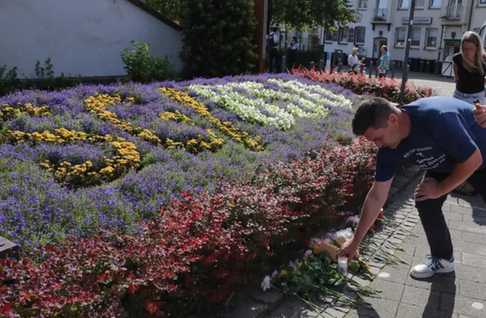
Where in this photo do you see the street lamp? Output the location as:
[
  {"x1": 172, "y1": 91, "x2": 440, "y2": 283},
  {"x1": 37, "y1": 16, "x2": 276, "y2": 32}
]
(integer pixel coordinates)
[
  {"x1": 436, "y1": 18, "x2": 446, "y2": 76},
  {"x1": 398, "y1": 0, "x2": 416, "y2": 106}
]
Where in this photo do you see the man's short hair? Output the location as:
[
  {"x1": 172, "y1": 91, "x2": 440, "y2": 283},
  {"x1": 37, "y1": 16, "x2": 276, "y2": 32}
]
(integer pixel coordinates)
[
  {"x1": 271, "y1": 27, "x2": 278, "y2": 32},
  {"x1": 352, "y1": 97, "x2": 399, "y2": 135}
]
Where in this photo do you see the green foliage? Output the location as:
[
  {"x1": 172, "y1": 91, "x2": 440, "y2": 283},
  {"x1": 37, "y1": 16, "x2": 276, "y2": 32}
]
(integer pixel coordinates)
[
  {"x1": 120, "y1": 41, "x2": 176, "y2": 83},
  {"x1": 270, "y1": 0, "x2": 356, "y2": 31},
  {"x1": 0, "y1": 65, "x2": 21, "y2": 96},
  {"x1": 0, "y1": 59, "x2": 82, "y2": 96},
  {"x1": 179, "y1": 0, "x2": 258, "y2": 78},
  {"x1": 146, "y1": 0, "x2": 182, "y2": 21}
]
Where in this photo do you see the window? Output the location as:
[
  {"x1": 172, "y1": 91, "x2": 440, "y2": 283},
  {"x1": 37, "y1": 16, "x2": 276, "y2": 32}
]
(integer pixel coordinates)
[
  {"x1": 430, "y1": 0, "x2": 442, "y2": 8},
  {"x1": 395, "y1": 27, "x2": 406, "y2": 46},
  {"x1": 339, "y1": 27, "x2": 349, "y2": 43},
  {"x1": 325, "y1": 31, "x2": 333, "y2": 42},
  {"x1": 425, "y1": 28, "x2": 438, "y2": 48},
  {"x1": 348, "y1": 28, "x2": 355, "y2": 43},
  {"x1": 377, "y1": 0, "x2": 387, "y2": 8},
  {"x1": 358, "y1": 0, "x2": 368, "y2": 9},
  {"x1": 416, "y1": 0, "x2": 425, "y2": 8},
  {"x1": 355, "y1": 27, "x2": 366, "y2": 44},
  {"x1": 332, "y1": 31, "x2": 339, "y2": 42},
  {"x1": 412, "y1": 28, "x2": 421, "y2": 47},
  {"x1": 479, "y1": 0, "x2": 486, "y2": 5},
  {"x1": 399, "y1": 0, "x2": 409, "y2": 9}
]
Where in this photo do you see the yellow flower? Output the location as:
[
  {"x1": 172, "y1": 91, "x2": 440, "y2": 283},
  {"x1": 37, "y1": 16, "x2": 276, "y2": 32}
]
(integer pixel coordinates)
[
  {"x1": 280, "y1": 270, "x2": 288, "y2": 275},
  {"x1": 100, "y1": 166, "x2": 115, "y2": 175}
]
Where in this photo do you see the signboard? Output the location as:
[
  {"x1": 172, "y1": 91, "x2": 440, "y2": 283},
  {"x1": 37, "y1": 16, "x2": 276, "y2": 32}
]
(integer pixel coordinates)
[
  {"x1": 353, "y1": 13, "x2": 362, "y2": 23},
  {"x1": 402, "y1": 17, "x2": 432, "y2": 25}
]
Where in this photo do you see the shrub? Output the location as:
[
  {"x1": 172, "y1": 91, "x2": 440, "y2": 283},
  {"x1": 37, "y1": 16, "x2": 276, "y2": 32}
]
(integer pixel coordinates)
[
  {"x1": 0, "y1": 65, "x2": 21, "y2": 96},
  {"x1": 0, "y1": 138, "x2": 376, "y2": 317},
  {"x1": 293, "y1": 67, "x2": 436, "y2": 104},
  {"x1": 121, "y1": 41, "x2": 176, "y2": 83},
  {"x1": 179, "y1": 0, "x2": 258, "y2": 78}
]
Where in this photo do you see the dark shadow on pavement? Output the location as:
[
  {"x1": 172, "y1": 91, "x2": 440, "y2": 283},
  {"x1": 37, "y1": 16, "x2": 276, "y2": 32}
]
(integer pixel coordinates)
[
  {"x1": 449, "y1": 192, "x2": 486, "y2": 226},
  {"x1": 355, "y1": 302, "x2": 380, "y2": 318},
  {"x1": 421, "y1": 272, "x2": 456, "y2": 318}
]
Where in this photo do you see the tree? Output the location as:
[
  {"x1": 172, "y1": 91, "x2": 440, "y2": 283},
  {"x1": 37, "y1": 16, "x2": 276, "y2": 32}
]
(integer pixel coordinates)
[
  {"x1": 146, "y1": 0, "x2": 182, "y2": 21},
  {"x1": 146, "y1": 0, "x2": 355, "y2": 32},
  {"x1": 179, "y1": 0, "x2": 258, "y2": 78},
  {"x1": 269, "y1": 0, "x2": 356, "y2": 31}
]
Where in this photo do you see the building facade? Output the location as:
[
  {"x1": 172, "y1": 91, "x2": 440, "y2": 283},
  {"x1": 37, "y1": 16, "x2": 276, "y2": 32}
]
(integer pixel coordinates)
[
  {"x1": 0, "y1": 0, "x2": 183, "y2": 78},
  {"x1": 318, "y1": 0, "x2": 486, "y2": 75}
]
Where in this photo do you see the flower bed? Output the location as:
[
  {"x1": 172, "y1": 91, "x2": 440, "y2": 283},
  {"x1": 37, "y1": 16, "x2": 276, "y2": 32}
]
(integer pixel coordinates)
[
  {"x1": 293, "y1": 68, "x2": 436, "y2": 104},
  {"x1": 0, "y1": 74, "x2": 359, "y2": 251},
  {"x1": 0, "y1": 137, "x2": 376, "y2": 317}
]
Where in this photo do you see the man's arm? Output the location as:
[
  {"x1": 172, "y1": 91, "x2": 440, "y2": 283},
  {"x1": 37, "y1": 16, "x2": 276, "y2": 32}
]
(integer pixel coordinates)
[
  {"x1": 337, "y1": 178, "x2": 393, "y2": 262},
  {"x1": 353, "y1": 178, "x2": 393, "y2": 243}
]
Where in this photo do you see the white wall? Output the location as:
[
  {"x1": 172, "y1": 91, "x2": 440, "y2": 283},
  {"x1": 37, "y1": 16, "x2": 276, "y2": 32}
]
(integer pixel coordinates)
[{"x1": 0, "y1": 0, "x2": 182, "y2": 78}]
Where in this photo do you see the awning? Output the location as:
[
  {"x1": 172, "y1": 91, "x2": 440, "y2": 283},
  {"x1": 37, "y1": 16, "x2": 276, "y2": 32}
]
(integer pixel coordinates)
[{"x1": 444, "y1": 39, "x2": 460, "y2": 42}]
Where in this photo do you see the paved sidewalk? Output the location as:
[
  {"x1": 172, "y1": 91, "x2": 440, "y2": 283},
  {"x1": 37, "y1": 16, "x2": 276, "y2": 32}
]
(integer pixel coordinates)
[
  {"x1": 345, "y1": 183, "x2": 486, "y2": 318},
  {"x1": 264, "y1": 175, "x2": 486, "y2": 318}
]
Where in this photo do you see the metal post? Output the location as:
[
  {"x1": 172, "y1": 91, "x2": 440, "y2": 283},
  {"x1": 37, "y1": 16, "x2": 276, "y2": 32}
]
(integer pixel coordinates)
[
  {"x1": 310, "y1": 61, "x2": 315, "y2": 70},
  {"x1": 369, "y1": 60, "x2": 373, "y2": 78},
  {"x1": 398, "y1": 0, "x2": 416, "y2": 106},
  {"x1": 391, "y1": 61, "x2": 396, "y2": 79},
  {"x1": 319, "y1": 59, "x2": 324, "y2": 71},
  {"x1": 281, "y1": 55, "x2": 287, "y2": 73},
  {"x1": 436, "y1": 21, "x2": 445, "y2": 76}
]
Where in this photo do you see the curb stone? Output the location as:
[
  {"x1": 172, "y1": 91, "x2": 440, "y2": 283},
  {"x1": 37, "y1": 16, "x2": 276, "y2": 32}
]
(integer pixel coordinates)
[{"x1": 218, "y1": 167, "x2": 424, "y2": 318}]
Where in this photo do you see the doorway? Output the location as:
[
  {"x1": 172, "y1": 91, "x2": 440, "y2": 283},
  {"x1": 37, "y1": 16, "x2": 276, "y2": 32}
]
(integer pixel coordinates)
[{"x1": 373, "y1": 37, "x2": 388, "y2": 60}]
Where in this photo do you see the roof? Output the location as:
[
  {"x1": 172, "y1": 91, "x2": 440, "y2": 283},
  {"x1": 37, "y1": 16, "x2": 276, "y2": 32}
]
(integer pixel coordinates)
[{"x1": 125, "y1": 0, "x2": 183, "y2": 31}]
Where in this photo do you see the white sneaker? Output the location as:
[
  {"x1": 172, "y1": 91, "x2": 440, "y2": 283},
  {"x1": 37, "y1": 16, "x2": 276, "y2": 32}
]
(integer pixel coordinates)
[{"x1": 410, "y1": 255, "x2": 454, "y2": 279}]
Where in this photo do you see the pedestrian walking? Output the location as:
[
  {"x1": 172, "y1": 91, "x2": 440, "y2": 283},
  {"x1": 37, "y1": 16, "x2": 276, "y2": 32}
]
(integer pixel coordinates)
[
  {"x1": 266, "y1": 27, "x2": 279, "y2": 73},
  {"x1": 348, "y1": 47, "x2": 365, "y2": 75},
  {"x1": 377, "y1": 45, "x2": 390, "y2": 78},
  {"x1": 287, "y1": 36, "x2": 298, "y2": 70}
]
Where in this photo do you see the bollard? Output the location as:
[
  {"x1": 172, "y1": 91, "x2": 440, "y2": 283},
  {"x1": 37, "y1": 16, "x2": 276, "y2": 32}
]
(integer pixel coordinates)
[
  {"x1": 337, "y1": 58, "x2": 343, "y2": 72},
  {"x1": 319, "y1": 59, "x2": 324, "y2": 71},
  {"x1": 310, "y1": 61, "x2": 315, "y2": 70},
  {"x1": 391, "y1": 61, "x2": 396, "y2": 79},
  {"x1": 281, "y1": 55, "x2": 287, "y2": 73},
  {"x1": 369, "y1": 60, "x2": 374, "y2": 78}
]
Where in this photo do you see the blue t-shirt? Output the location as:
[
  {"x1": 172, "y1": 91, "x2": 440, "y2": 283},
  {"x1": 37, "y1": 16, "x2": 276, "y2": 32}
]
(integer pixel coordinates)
[{"x1": 375, "y1": 96, "x2": 486, "y2": 182}]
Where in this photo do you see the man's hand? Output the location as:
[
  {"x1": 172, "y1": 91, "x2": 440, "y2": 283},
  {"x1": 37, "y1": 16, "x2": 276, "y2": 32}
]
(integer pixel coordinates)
[
  {"x1": 336, "y1": 236, "x2": 360, "y2": 264},
  {"x1": 415, "y1": 177, "x2": 443, "y2": 201},
  {"x1": 473, "y1": 103, "x2": 486, "y2": 128}
]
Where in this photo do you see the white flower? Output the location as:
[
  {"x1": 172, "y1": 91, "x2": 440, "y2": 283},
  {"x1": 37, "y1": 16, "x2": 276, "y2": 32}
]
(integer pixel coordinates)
[
  {"x1": 261, "y1": 275, "x2": 271, "y2": 291},
  {"x1": 346, "y1": 215, "x2": 360, "y2": 224}
]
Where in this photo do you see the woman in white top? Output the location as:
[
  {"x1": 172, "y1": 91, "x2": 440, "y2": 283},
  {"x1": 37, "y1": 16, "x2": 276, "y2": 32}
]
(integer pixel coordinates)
[{"x1": 348, "y1": 47, "x2": 365, "y2": 74}]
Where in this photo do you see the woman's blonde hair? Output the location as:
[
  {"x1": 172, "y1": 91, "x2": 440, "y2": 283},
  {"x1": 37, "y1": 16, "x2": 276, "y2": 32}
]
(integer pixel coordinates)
[
  {"x1": 460, "y1": 31, "x2": 486, "y2": 75},
  {"x1": 351, "y1": 47, "x2": 359, "y2": 55}
]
